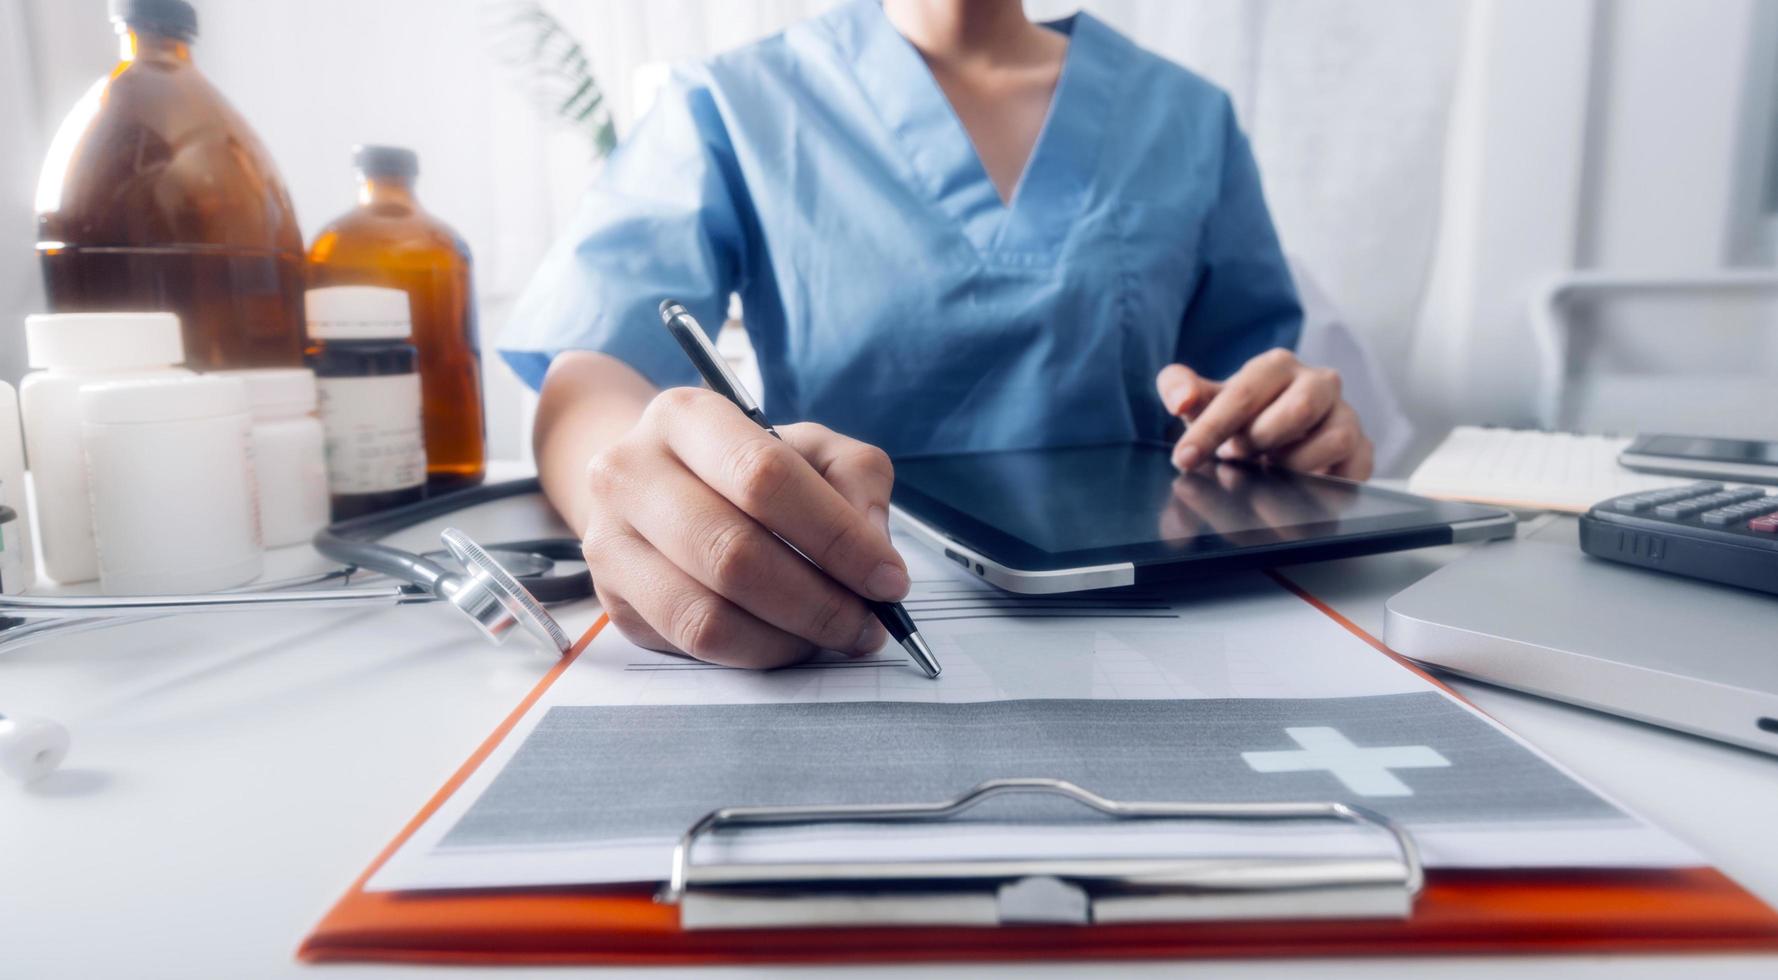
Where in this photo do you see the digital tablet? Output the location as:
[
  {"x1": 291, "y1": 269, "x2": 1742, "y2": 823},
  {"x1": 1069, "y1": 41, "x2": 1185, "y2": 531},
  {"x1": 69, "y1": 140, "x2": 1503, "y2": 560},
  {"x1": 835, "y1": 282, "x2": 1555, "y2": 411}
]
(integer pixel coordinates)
[{"x1": 889, "y1": 442, "x2": 1515, "y2": 594}]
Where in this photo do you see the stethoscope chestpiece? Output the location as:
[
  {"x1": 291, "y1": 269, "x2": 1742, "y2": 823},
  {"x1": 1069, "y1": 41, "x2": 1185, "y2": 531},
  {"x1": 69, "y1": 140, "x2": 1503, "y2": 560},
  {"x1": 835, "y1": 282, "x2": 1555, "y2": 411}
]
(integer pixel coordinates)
[{"x1": 438, "y1": 528, "x2": 574, "y2": 656}]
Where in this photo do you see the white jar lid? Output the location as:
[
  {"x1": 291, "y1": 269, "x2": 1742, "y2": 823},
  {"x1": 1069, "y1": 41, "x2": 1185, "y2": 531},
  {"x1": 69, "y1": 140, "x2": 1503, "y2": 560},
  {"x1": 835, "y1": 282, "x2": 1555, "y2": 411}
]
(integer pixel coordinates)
[
  {"x1": 209, "y1": 368, "x2": 317, "y2": 417},
  {"x1": 305, "y1": 285, "x2": 412, "y2": 340},
  {"x1": 25, "y1": 312, "x2": 186, "y2": 370},
  {"x1": 79, "y1": 375, "x2": 249, "y2": 426}
]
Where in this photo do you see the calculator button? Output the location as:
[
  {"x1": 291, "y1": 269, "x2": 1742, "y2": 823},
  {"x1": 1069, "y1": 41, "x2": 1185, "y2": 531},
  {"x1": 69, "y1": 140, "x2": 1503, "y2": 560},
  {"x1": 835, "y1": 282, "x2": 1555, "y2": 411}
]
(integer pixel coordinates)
[
  {"x1": 1656, "y1": 499, "x2": 1716, "y2": 519},
  {"x1": 1683, "y1": 482, "x2": 1725, "y2": 495},
  {"x1": 1750, "y1": 515, "x2": 1778, "y2": 534},
  {"x1": 1718, "y1": 488, "x2": 1768, "y2": 506},
  {"x1": 1700, "y1": 509, "x2": 1737, "y2": 526},
  {"x1": 1613, "y1": 497, "x2": 1653, "y2": 512}
]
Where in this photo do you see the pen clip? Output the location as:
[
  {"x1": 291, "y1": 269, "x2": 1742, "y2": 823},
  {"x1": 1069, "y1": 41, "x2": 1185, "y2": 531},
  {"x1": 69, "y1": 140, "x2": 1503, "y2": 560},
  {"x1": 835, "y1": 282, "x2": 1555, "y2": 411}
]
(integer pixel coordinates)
[{"x1": 659, "y1": 300, "x2": 763, "y2": 417}]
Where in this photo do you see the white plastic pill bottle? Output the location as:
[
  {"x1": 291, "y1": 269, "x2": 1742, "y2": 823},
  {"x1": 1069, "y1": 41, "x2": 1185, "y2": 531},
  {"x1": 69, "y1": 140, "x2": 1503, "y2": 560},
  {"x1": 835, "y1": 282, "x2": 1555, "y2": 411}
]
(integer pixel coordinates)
[
  {"x1": 212, "y1": 368, "x2": 329, "y2": 548},
  {"x1": 79, "y1": 376, "x2": 263, "y2": 595},
  {"x1": 21, "y1": 312, "x2": 191, "y2": 584}
]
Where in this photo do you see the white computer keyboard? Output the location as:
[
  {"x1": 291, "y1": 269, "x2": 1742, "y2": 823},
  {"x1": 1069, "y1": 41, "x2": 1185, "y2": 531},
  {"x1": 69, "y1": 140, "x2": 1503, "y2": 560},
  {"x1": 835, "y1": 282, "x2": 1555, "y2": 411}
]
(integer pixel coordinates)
[{"x1": 1407, "y1": 427, "x2": 1694, "y2": 513}]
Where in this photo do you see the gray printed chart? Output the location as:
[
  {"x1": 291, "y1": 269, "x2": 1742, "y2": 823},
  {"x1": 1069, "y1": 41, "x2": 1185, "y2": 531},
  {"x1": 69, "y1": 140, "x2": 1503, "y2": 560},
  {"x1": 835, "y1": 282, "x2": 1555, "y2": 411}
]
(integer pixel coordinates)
[{"x1": 442, "y1": 693, "x2": 1618, "y2": 849}]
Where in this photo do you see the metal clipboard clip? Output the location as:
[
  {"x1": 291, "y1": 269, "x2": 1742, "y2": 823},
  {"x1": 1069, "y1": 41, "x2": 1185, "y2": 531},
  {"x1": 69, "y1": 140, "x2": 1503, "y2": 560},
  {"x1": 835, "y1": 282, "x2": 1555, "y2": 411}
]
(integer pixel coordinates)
[{"x1": 661, "y1": 777, "x2": 1424, "y2": 930}]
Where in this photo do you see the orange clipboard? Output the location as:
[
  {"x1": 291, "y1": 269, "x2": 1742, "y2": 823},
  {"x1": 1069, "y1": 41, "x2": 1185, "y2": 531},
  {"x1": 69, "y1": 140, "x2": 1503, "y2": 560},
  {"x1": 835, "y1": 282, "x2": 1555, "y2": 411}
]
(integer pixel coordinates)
[{"x1": 299, "y1": 579, "x2": 1778, "y2": 966}]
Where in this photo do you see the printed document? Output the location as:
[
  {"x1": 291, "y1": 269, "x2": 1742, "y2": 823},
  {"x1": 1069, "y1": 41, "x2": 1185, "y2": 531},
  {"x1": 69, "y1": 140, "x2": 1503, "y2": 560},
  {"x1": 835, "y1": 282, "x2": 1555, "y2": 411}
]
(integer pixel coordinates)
[{"x1": 370, "y1": 536, "x2": 1697, "y2": 892}]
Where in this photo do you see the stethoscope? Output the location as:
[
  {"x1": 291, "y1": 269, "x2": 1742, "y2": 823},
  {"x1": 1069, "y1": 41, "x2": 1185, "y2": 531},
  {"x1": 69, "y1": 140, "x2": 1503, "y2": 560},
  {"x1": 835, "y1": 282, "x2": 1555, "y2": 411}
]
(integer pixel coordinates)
[{"x1": 0, "y1": 478, "x2": 592, "y2": 785}]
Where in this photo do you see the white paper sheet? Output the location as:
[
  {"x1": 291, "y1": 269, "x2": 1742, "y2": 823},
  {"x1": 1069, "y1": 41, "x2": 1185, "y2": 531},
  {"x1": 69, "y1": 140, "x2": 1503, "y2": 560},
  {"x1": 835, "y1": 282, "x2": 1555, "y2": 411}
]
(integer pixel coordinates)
[{"x1": 368, "y1": 536, "x2": 1698, "y2": 892}]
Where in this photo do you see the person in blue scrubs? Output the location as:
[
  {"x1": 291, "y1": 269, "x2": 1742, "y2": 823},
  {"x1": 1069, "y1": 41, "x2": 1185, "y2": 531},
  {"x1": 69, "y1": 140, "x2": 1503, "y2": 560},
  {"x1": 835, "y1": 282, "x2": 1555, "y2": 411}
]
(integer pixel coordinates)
[{"x1": 510, "y1": 0, "x2": 1374, "y2": 668}]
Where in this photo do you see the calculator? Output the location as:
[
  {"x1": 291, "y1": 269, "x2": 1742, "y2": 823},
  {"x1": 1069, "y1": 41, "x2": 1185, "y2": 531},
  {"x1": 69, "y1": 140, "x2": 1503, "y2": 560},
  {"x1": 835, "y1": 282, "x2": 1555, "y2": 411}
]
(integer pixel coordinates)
[{"x1": 1579, "y1": 482, "x2": 1778, "y2": 597}]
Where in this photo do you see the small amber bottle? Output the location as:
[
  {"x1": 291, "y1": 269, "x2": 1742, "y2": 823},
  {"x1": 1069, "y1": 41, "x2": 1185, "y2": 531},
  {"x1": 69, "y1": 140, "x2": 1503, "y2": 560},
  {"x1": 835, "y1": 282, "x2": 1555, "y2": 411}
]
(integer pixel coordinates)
[{"x1": 307, "y1": 146, "x2": 485, "y2": 491}]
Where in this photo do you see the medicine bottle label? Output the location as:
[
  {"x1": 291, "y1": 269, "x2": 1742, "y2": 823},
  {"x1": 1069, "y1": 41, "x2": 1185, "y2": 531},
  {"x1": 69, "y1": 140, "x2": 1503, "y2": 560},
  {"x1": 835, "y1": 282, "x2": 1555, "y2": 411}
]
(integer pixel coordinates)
[{"x1": 316, "y1": 374, "x2": 427, "y2": 495}]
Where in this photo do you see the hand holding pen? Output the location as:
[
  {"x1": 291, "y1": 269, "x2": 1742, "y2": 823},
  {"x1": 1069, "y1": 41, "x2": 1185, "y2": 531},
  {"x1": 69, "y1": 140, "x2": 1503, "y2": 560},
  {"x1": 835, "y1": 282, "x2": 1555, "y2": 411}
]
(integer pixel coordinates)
[
  {"x1": 656, "y1": 300, "x2": 939, "y2": 677},
  {"x1": 563, "y1": 300, "x2": 940, "y2": 676}
]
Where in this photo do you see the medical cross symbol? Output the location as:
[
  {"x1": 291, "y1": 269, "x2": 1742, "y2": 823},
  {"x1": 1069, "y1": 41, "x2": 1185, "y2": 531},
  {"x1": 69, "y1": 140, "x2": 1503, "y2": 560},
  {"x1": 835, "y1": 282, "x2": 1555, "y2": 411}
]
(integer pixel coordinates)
[{"x1": 1241, "y1": 726, "x2": 1451, "y2": 797}]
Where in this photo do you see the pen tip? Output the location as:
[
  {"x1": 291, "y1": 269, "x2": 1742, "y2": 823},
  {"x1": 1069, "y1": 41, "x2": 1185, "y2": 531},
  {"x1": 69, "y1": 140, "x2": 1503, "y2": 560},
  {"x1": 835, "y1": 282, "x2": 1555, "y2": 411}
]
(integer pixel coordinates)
[
  {"x1": 659, "y1": 299, "x2": 683, "y2": 321},
  {"x1": 902, "y1": 632, "x2": 942, "y2": 679}
]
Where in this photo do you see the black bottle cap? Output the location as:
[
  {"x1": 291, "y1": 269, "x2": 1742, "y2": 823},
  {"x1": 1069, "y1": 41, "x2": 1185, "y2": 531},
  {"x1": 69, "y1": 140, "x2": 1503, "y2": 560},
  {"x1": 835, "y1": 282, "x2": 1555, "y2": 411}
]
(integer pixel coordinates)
[
  {"x1": 354, "y1": 145, "x2": 420, "y2": 180},
  {"x1": 109, "y1": 0, "x2": 198, "y2": 41}
]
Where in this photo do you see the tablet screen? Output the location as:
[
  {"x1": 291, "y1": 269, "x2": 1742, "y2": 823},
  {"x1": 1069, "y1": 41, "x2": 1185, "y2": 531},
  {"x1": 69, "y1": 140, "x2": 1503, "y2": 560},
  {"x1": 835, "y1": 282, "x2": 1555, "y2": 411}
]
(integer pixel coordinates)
[{"x1": 893, "y1": 443, "x2": 1419, "y2": 556}]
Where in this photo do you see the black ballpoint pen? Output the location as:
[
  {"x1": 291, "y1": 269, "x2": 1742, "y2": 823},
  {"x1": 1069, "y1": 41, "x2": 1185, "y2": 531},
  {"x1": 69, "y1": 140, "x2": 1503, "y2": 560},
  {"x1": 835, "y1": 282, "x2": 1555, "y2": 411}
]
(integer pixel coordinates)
[{"x1": 658, "y1": 299, "x2": 941, "y2": 679}]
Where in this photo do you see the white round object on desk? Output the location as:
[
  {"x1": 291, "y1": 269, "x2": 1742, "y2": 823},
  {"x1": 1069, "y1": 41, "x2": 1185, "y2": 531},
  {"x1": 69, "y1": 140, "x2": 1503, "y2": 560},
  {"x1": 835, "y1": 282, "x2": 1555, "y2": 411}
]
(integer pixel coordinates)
[
  {"x1": 0, "y1": 714, "x2": 70, "y2": 784},
  {"x1": 211, "y1": 368, "x2": 329, "y2": 548},
  {"x1": 79, "y1": 375, "x2": 263, "y2": 594}
]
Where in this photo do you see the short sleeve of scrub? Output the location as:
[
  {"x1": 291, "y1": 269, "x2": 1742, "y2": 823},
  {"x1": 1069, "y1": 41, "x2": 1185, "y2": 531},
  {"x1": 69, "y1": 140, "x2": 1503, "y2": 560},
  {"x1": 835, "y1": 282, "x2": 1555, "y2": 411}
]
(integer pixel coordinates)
[{"x1": 498, "y1": 71, "x2": 750, "y2": 393}]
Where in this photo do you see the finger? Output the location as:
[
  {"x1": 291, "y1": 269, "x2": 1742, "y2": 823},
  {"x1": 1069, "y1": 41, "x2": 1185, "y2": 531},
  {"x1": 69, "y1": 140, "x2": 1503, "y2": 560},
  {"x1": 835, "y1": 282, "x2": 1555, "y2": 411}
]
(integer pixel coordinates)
[
  {"x1": 613, "y1": 443, "x2": 885, "y2": 655},
  {"x1": 1171, "y1": 349, "x2": 1298, "y2": 469},
  {"x1": 583, "y1": 520, "x2": 814, "y2": 669},
  {"x1": 1245, "y1": 368, "x2": 1340, "y2": 452},
  {"x1": 1215, "y1": 433, "x2": 1257, "y2": 461},
  {"x1": 1272, "y1": 403, "x2": 1365, "y2": 475},
  {"x1": 647, "y1": 388, "x2": 910, "y2": 601},
  {"x1": 781, "y1": 422, "x2": 896, "y2": 541},
  {"x1": 594, "y1": 583, "x2": 675, "y2": 654},
  {"x1": 1156, "y1": 364, "x2": 1222, "y2": 418},
  {"x1": 1331, "y1": 437, "x2": 1376, "y2": 482}
]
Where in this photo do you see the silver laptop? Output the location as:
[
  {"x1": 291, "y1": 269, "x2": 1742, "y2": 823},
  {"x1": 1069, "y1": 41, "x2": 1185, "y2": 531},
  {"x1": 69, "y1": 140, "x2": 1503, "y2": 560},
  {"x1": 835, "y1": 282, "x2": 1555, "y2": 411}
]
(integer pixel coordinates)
[{"x1": 1384, "y1": 515, "x2": 1778, "y2": 755}]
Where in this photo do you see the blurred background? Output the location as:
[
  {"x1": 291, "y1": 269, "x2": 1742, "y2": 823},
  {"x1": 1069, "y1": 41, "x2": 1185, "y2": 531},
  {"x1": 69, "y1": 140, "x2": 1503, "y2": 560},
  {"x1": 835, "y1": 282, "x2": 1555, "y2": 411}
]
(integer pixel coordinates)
[{"x1": 3, "y1": 0, "x2": 1775, "y2": 471}]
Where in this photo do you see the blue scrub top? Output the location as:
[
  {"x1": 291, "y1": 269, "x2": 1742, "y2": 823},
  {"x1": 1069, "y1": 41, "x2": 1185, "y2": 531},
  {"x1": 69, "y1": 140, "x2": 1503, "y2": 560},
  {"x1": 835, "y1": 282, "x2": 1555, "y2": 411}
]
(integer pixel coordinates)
[{"x1": 500, "y1": 0, "x2": 1301, "y2": 458}]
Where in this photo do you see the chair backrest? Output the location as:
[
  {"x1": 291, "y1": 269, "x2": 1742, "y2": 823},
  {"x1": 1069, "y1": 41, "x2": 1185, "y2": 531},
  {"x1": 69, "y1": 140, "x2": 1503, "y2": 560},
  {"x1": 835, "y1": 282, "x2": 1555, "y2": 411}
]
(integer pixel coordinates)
[{"x1": 1530, "y1": 271, "x2": 1778, "y2": 439}]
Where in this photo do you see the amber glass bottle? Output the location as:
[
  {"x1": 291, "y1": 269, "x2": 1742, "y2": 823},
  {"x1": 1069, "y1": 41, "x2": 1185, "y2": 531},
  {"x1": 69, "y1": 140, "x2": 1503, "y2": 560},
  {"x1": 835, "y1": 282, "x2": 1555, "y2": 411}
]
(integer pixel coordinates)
[
  {"x1": 307, "y1": 146, "x2": 486, "y2": 491},
  {"x1": 35, "y1": 0, "x2": 306, "y2": 369}
]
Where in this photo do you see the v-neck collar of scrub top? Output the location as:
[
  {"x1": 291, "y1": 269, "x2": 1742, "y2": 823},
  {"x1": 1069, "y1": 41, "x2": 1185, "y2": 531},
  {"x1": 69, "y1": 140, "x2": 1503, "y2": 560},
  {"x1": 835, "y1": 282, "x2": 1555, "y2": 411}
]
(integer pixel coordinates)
[{"x1": 825, "y1": 0, "x2": 1122, "y2": 264}]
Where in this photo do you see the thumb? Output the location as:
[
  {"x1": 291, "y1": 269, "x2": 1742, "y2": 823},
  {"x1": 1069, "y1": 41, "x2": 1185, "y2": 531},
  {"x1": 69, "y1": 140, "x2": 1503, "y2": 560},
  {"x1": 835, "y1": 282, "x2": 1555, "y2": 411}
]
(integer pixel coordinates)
[{"x1": 1156, "y1": 363, "x2": 1220, "y2": 419}]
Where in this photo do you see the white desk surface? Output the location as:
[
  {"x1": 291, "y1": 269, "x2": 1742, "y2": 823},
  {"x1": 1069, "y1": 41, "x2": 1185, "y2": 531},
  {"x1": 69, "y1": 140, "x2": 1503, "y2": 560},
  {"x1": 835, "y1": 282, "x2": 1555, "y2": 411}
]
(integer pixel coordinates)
[{"x1": 4, "y1": 487, "x2": 1776, "y2": 980}]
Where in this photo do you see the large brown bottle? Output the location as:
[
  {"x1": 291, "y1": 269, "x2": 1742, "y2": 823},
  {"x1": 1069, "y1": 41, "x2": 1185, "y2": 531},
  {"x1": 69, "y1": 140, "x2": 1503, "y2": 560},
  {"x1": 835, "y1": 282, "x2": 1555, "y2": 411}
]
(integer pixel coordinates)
[
  {"x1": 35, "y1": 0, "x2": 306, "y2": 369},
  {"x1": 308, "y1": 146, "x2": 486, "y2": 491}
]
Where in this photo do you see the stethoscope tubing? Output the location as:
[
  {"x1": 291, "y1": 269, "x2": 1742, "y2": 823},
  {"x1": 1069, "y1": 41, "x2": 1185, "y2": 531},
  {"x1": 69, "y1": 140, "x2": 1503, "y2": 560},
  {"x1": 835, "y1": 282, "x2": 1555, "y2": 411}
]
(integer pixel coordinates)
[
  {"x1": 0, "y1": 479, "x2": 590, "y2": 651},
  {"x1": 0, "y1": 584, "x2": 426, "y2": 618},
  {"x1": 0, "y1": 570, "x2": 435, "y2": 650},
  {"x1": 312, "y1": 478, "x2": 590, "y2": 604}
]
